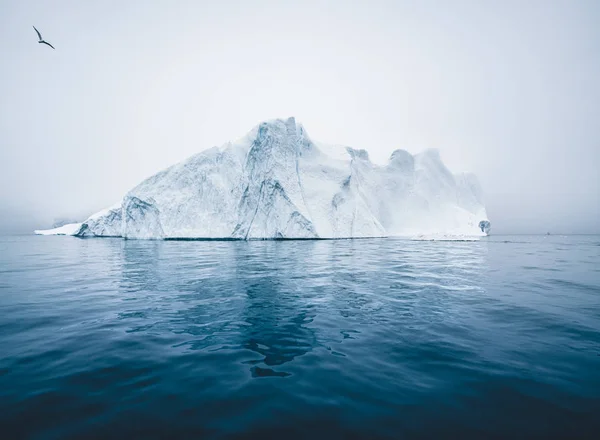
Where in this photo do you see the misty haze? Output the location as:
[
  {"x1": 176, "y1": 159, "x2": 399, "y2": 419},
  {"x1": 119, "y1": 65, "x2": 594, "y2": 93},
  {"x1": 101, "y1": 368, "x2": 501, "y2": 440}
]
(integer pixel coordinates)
[{"x1": 1, "y1": 1, "x2": 599, "y2": 235}]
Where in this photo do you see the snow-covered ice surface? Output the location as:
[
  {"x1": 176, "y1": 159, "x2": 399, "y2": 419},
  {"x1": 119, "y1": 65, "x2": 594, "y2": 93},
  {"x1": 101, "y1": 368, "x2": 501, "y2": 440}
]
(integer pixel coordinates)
[
  {"x1": 35, "y1": 118, "x2": 491, "y2": 240},
  {"x1": 34, "y1": 223, "x2": 82, "y2": 236}
]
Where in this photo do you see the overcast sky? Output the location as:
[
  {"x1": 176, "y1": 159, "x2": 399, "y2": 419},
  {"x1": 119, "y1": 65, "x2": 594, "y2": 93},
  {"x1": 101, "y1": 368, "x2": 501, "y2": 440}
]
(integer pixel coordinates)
[{"x1": 1, "y1": 0, "x2": 598, "y2": 234}]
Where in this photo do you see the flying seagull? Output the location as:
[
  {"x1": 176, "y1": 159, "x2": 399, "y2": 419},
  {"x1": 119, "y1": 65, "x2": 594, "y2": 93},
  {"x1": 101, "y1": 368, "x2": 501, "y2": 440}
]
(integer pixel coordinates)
[{"x1": 33, "y1": 26, "x2": 54, "y2": 49}]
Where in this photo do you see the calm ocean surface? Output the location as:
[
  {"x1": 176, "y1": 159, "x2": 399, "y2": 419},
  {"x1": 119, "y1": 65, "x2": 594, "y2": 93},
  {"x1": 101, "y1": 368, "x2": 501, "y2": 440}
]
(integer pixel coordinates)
[{"x1": 0, "y1": 235, "x2": 599, "y2": 439}]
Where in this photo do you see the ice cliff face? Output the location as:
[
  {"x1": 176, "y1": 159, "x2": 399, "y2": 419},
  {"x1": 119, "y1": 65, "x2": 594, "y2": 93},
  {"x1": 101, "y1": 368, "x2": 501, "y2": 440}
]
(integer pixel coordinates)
[{"x1": 35, "y1": 117, "x2": 490, "y2": 239}]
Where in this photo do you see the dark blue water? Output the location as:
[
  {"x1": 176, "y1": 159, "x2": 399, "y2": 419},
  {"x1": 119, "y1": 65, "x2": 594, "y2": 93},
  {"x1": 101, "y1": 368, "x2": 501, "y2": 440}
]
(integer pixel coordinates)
[{"x1": 1, "y1": 235, "x2": 599, "y2": 439}]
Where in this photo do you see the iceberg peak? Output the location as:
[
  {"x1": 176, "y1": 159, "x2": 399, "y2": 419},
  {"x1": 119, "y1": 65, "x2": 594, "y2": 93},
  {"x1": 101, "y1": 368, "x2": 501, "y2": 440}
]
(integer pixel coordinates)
[{"x1": 345, "y1": 147, "x2": 370, "y2": 162}]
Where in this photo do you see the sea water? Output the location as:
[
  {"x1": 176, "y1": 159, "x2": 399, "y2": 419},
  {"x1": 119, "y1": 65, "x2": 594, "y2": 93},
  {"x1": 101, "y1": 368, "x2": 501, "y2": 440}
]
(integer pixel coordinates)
[{"x1": 0, "y1": 235, "x2": 598, "y2": 438}]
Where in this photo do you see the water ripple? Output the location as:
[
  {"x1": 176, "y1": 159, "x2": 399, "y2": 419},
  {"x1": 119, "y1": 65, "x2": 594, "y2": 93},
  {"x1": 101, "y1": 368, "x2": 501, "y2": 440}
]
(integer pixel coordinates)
[{"x1": 0, "y1": 235, "x2": 599, "y2": 438}]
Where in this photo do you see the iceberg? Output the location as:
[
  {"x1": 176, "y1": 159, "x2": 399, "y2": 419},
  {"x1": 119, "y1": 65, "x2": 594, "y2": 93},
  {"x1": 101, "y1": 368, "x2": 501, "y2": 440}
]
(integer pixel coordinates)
[{"x1": 35, "y1": 117, "x2": 491, "y2": 240}]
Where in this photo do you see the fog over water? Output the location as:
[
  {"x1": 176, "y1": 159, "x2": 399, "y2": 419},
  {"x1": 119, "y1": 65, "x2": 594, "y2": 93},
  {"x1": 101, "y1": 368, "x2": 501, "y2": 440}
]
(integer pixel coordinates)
[{"x1": 1, "y1": 0, "x2": 598, "y2": 234}]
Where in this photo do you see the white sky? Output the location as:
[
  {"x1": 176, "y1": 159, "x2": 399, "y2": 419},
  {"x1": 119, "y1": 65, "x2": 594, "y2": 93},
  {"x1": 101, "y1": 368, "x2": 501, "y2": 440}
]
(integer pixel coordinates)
[{"x1": 1, "y1": 0, "x2": 599, "y2": 233}]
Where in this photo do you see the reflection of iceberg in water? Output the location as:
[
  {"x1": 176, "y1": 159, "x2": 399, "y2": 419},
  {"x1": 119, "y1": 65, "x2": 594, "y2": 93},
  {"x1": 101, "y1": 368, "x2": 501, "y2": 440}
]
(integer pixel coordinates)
[
  {"x1": 233, "y1": 242, "x2": 319, "y2": 377},
  {"x1": 113, "y1": 238, "x2": 489, "y2": 381},
  {"x1": 115, "y1": 240, "x2": 321, "y2": 377},
  {"x1": 119, "y1": 240, "x2": 163, "y2": 293},
  {"x1": 117, "y1": 240, "x2": 168, "y2": 333}
]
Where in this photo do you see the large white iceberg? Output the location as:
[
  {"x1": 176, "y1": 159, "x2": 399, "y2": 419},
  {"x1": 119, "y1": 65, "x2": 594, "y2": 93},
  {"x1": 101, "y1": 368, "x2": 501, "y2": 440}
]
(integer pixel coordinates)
[{"x1": 35, "y1": 117, "x2": 490, "y2": 240}]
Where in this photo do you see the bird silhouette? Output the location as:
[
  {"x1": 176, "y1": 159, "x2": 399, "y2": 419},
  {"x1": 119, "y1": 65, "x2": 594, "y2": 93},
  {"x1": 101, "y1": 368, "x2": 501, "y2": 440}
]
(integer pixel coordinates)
[{"x1": 33, "y1": 26, "x2": 55, "y2": 49}]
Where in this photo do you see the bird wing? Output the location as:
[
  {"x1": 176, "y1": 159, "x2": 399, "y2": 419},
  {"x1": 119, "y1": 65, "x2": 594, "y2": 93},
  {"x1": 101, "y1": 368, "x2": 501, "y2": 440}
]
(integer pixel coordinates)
[
  {"x1": 41, "y1": 40, "x2": 55, "y2": 50},
  {"x1": 33, "y1": 26, "x2": 42, "y2": 40}
]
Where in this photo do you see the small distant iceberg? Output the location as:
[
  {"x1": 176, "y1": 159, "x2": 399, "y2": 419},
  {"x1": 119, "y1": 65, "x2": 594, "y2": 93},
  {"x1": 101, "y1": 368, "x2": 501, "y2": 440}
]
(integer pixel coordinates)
[{"x1": 35, "y1": 117, "x2": 491, "y2": 240}]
